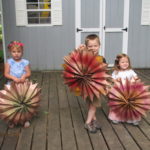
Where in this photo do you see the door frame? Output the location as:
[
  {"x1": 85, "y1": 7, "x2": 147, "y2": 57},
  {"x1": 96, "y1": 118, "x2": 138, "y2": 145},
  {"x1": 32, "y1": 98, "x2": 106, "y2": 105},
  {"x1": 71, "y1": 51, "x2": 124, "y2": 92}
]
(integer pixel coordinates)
[{"x1": 75, "y1": 0, "x2": 130, "y2": 66}]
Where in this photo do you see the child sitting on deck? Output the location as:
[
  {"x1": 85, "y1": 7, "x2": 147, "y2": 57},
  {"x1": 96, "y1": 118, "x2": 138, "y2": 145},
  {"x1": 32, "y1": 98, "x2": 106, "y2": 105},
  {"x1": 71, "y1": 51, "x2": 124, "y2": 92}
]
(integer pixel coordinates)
[{"x1": 4, "y1": 41, "x2": 31, "y2": 128}]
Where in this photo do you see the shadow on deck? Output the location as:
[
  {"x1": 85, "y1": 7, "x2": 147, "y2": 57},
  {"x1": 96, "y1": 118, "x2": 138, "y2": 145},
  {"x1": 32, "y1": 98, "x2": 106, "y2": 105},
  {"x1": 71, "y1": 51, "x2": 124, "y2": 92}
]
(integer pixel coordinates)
[{"x1": 0, "y1": 69, "x2": 150, "y2": 150}]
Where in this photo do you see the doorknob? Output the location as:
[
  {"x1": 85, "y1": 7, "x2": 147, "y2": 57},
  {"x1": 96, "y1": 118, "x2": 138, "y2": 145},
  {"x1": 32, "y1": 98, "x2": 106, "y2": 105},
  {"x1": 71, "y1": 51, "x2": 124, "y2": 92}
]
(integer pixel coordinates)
[
  {"x1": 122, "y1": 27, "x2": 128, "y2": 32},
  {"x1": 76, "y1": 28, "x2": 83, "y2": 32}
]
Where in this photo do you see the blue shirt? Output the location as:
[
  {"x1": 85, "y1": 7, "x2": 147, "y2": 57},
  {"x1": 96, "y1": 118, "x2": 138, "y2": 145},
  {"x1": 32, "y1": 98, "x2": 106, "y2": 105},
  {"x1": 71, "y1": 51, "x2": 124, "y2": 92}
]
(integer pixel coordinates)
[{"x1": 7, "y1": 58, "x2": 29, "y2": 78}]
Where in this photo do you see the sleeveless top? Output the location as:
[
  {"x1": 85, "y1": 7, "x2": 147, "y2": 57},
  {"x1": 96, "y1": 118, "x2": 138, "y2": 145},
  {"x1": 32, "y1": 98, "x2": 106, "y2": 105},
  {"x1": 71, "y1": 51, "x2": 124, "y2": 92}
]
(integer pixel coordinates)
[{"x1": 7, "y1": 58, "x2": 29, "y2": 78}]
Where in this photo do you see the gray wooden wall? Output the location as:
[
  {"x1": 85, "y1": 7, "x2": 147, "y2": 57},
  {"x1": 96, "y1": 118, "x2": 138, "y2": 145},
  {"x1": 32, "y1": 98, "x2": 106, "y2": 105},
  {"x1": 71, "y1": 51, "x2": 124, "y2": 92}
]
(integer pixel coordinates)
[
  {"x1": 2, "y1": 0, "x2": 150, "y2": 70},
  {"x1": 128, "y1": 0, "x2": 150, "y2": 68}
]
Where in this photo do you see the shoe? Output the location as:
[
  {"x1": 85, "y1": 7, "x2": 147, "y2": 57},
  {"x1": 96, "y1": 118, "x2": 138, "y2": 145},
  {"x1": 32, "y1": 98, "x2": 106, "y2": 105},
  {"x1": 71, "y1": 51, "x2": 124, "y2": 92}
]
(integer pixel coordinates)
[
  {"x1": 112, "y1": 120, "x2": 119, "y2": 124},
  {"x1": 8, "y1": 123, "x2": 14, "y2": 128},
  {"x1": 92, "y1": 120, "x2": 101, "y2": 130},
  {"x1": 132, "y1": 121, "x2": 139, "y2": 126},
  {"x1": 24, "y1": 121, "x2": 30, "y2": 128},
  {"x1": 84, "y1": 123, "x2": 97, "y2": 133}
]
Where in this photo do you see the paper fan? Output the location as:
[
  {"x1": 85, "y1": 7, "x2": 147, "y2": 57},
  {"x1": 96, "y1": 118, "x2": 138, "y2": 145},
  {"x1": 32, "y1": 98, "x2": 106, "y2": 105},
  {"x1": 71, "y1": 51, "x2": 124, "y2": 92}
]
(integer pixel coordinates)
[
  {"x1": 63, "y1": 49, "x2": 110, "y2": 101},
  {"x1": 108, "y1": 78, "x2": 150, "y2": 121},
  {"x1": 0, "y1": 80, "x2": 41, "y2": 125}
]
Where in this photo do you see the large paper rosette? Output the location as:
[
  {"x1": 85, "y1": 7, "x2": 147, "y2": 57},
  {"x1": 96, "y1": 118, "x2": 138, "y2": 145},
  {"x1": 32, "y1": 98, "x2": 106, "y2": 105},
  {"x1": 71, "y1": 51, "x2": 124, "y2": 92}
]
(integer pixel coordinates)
[
  {"x1": 63, "y1": 49, "x2": 110, "y2": 101},
  {"x1": 108, "y1": 79, "x2": 150, "y2": 121},
  {"x1": 0, "y1": 80, "x2": 41, "y2": 125}
]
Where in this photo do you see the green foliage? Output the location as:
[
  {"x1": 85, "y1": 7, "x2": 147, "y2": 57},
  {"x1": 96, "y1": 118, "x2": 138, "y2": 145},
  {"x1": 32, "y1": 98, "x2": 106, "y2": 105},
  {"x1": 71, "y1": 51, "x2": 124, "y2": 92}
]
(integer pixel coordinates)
[
  {"x1": 0, "y1": 50, "x2": 3, "y2": 62},
  {"x1": 0, "y1": 24, "x2": 2, "y2": 41}
]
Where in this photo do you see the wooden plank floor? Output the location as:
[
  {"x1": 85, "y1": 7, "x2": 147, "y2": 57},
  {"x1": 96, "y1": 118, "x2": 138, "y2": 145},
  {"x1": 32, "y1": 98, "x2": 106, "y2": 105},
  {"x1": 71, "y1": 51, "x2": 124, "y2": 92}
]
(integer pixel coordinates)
[{"x1": 0, "y1": 69, "x2": 150, "y2": 150}]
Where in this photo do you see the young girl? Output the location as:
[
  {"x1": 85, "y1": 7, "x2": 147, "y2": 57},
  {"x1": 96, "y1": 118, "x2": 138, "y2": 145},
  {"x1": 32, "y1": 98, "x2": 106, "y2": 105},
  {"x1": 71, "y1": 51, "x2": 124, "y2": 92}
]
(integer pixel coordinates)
[
  {"x1": 4, "y1": 41, "x2": 31, "y2": 128},
  {"x1": 78, "y1": 34, "x2": 106, "y2": 133},
  {"x1": 108, "y1": 53, "x2": 140, "y2": 125}
]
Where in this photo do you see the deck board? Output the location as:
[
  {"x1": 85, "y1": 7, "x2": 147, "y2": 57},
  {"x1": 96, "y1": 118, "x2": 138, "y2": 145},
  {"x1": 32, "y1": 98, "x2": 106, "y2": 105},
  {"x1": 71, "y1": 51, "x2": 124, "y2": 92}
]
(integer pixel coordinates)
[{"x1": 0, "y1": 69, "x2": 150, "y2": 150}]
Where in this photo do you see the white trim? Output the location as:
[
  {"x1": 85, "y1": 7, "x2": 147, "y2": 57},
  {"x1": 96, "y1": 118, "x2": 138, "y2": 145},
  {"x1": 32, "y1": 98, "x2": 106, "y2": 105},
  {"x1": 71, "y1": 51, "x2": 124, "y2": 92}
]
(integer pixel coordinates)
[
  {"x1": 122, "y1": 0, "x2": 130, "y2": 54},
  {"x1": 101, "y1": 0, "x2": 106, "y2": 56},
  {"x1": 105, "y1": 28, "x2": 124, "y2": 32},
  {"x1": 26, "y1": 24, "x2": 53, "y2": 27},
  {"x1": 108, "y1": 64, "x2": 114, "y2": 67},
  {"x1": 0, "y1": 0, "x2": 6, "y2": 63},
  {"x1": 77, "y1": 28, "x2": 101, "y2": 32},
  {"x1": 99, "y1": 0, "x2": 103, "y2": 56},
  {"x1": 75, "y1": 0, "x2": 81, "y2": 48}
]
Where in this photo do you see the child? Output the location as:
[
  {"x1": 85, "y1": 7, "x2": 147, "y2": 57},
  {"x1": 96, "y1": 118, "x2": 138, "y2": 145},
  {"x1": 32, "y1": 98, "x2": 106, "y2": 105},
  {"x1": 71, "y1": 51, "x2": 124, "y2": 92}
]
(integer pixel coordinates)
[
  {"x1": 108, "y1": 53, "x2": 140, "y2": 125},
  {"x1": 78, "y1": 34, "x2": 106, "y2": 133},
  {"x1": 4, "y1": 41, "x2": 31, "y2": 128}
]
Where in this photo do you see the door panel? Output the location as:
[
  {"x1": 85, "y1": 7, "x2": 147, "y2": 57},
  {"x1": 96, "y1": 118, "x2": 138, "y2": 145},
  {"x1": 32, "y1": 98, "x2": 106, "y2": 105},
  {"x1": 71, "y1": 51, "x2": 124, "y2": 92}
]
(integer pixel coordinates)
[
  {"x1": 106, "y1": 0, "x2": 124, "y2": 28},
  {"x1": 81, "y1": 0, "x2": 100, "y2": 28},
  {"x1": 105, "y1": 33, "x2": 123, "y2": 64},
  {"x1": 104, "y1": 0, "x2": 125, "y2": 65}
]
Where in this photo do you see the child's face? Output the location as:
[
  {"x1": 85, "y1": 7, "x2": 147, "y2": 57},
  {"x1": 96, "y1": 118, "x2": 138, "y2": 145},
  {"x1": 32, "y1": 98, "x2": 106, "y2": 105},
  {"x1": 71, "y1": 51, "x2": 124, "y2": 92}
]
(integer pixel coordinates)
[
  {"x1": 86, "y1": 39, "x2": 100, "y2": 55},
  {"x1": 119, "y1": 57, "x2": 129, "y2": 70},
  {"x1": 10, "y1": 47, "x2": 23, "y2": 61}
]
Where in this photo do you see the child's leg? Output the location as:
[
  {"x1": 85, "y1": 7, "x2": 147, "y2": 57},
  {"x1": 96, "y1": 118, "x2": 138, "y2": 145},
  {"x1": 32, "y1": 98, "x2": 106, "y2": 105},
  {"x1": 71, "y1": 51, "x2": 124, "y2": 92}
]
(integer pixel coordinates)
[
  {"x1": 84, "y1": 104, "x2": 97, "y2": 133},
  {"x1": 86, "y1": 104, "x2": 96, "y2": 124}
]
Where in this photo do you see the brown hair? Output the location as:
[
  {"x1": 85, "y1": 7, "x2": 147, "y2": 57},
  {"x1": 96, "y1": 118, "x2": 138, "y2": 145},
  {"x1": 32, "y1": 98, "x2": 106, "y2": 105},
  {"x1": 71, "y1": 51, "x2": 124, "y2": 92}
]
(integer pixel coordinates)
[
  {"x1": 114, "y1": 53, "x2": 132, "y2": 71},
  {"x1": 85, "y1": 34, "x2": 100, "y2": 46},
  {"x1": 8, "y1": 41, "x2": 24, "y2": 51}
]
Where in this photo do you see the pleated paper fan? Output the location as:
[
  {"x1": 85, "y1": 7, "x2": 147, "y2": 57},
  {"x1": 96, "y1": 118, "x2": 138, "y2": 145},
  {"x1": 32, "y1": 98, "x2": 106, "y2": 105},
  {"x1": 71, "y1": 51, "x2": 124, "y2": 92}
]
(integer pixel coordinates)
[
  {"x1": 0, "y1": 80, "x2": 41, "y2": 125},
  {"x1": 63, "y1": 49, "x2": 110, "y2": 101},
  {"x1": 108, "y1": 78, "x2": 150, "y2": 121}
]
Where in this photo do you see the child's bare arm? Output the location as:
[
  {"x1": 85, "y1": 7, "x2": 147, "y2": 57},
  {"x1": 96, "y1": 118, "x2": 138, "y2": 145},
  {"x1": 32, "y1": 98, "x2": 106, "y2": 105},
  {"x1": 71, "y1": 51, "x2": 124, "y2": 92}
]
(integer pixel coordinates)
[
  {"x1": 20, "y1": 65, "x2": 31, "y2": 82},
  {"x1": 4, "y1": 63, "x2": 21, "y2": 83}
]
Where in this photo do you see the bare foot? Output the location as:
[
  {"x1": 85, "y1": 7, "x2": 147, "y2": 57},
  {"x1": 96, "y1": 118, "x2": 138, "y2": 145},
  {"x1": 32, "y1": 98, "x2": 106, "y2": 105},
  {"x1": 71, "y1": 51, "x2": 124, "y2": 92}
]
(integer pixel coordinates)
[{"x1": 24, "y1": 121, "x2": 30, "y2": 128}]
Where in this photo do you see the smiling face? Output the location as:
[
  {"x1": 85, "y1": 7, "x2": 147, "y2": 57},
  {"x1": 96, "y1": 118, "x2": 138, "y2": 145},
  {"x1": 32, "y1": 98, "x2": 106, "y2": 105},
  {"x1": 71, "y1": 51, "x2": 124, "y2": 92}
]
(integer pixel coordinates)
[
  {"x1": 119, "y1": 57, "x2": 129, "y2": 70},
  {"x1": 10, "y1": 47, "x2": 23, "y2": 61},
  {"x1": 86, "y1": 39, "x2": 100, "y2": 55}
]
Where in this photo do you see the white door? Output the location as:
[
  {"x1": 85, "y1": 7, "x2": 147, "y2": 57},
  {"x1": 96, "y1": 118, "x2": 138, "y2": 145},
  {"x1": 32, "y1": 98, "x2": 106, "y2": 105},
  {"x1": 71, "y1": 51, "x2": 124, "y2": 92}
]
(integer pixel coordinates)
[{"x1": 75, "y1": 0, "x2": 130, "y2": 66}]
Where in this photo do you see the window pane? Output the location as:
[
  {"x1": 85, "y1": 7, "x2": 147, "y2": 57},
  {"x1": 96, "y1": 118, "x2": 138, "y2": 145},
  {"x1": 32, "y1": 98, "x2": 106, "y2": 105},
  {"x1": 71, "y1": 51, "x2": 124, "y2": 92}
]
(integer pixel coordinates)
[
  {"x1": 40, "y1": 3, "x2": 51, "y2": 9},
  {"x1": 27, "y1": 4, "x2": 38, "y2": 9},
  {"x1": 28, "y1": 11, "x2": 40, "y2": 18},
  {"x1": 40, "y1": 11, "x2": 50, "y2": 17},
  {"x1": 39, "y1": 17, "x2": 51, "y2": 24},
  {"x1": 28, "y1": 18, "x2": 39, "y2": 24},
  {"x1": 39, "y1": 0, "x2": 51, "y2": 2}
]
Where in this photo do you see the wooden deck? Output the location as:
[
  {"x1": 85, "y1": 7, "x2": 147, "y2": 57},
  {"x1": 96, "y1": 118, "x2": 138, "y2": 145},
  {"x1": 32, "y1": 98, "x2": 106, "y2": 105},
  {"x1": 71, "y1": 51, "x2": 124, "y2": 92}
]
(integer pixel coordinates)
[{"x1": 0, "y1": 69, "x2": 150, "y2": 150}]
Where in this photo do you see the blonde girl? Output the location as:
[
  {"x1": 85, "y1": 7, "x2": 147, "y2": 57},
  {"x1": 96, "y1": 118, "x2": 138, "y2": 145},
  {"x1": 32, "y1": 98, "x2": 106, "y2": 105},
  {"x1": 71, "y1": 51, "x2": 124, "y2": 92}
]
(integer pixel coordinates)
[
  {"x1": 4, "y1": 41, "x2": 31, "y2": 128},
  {"x1": 108, "y1": 53, "x2": 140, "y2": 125}
]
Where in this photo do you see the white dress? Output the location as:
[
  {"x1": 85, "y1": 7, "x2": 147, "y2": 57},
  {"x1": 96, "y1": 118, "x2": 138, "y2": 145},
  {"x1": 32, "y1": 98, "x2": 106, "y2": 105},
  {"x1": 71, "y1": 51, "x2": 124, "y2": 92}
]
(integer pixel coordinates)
[{"x1": 112, "y1": 69, "x2": 137, "y2": 80}]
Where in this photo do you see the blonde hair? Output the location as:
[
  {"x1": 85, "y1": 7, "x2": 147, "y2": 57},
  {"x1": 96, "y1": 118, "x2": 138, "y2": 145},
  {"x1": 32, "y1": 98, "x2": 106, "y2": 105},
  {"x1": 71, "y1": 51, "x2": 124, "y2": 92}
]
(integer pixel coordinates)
[
  {"x1": 85, "y1": 34, "x2": 100, "y2": 46},
  {"x1": 114, "y1": 53, "x2": 132, "y2": 71},
  {"x1": 8, "y1": 41, "x2": 24, "y2": 51}
]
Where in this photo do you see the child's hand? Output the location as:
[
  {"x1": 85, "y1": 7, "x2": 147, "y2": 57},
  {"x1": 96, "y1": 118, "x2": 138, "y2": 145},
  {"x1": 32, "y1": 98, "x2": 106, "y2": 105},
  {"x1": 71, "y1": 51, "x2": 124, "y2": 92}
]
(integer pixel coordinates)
[
  {"x1": 77, "y1": 44, "x2": 86, "y2": 51},
  {"x1": 13, "y1": 77, "x2": 21, "y2": 83},
  {"x1": 20, "y1": 76, "x2": 26, "y2": 83}
]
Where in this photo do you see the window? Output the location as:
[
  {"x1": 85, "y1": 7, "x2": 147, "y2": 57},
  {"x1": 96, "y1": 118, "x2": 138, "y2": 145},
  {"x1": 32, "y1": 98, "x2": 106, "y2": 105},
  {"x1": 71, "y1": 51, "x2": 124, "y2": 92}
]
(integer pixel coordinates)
[
  {"x1": 26, "y1": 0, "x2": 51, "y2": 24},
  {"x1": 15, "y1": 0, "x2": 62, "y2": 26}
]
